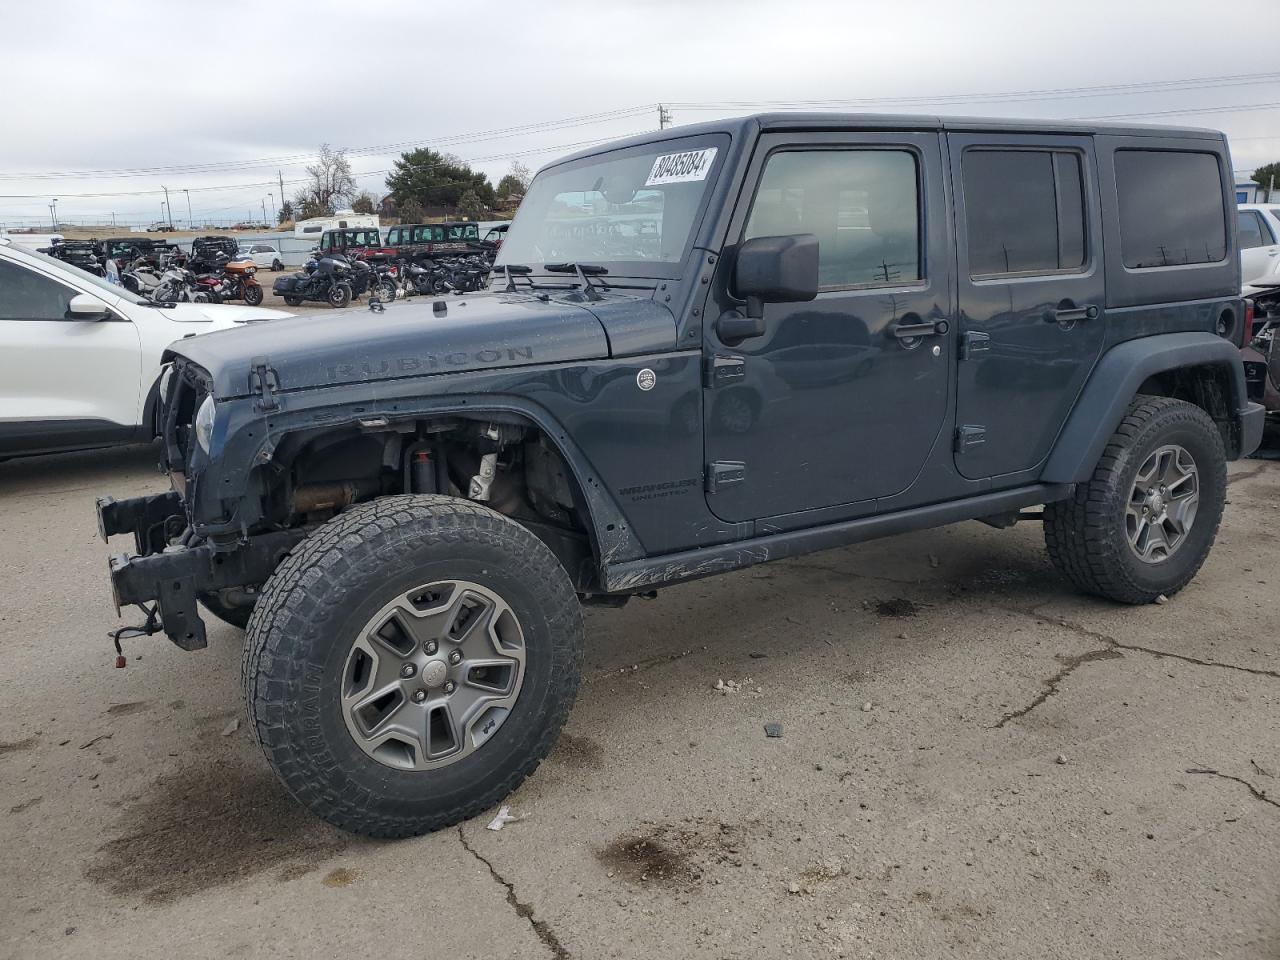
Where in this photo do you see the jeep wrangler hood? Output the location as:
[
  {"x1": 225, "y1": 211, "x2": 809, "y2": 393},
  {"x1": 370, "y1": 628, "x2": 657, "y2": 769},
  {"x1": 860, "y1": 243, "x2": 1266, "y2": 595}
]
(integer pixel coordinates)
[{"x1": 171, "y1": 291, "x2": 642, "y2": 399}]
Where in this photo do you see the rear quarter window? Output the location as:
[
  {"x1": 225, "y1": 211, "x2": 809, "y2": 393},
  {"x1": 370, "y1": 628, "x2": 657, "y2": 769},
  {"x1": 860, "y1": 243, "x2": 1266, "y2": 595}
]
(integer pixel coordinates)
[{"x1": 1115, "y1": 150, "x2": 1227, "y2": 269}]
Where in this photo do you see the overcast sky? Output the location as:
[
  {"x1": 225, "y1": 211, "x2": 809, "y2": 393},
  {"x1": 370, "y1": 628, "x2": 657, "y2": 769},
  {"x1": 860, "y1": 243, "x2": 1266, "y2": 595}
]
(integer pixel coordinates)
[{"x1": 3, "y1": 0, "x2": 1277, "y2": 227}]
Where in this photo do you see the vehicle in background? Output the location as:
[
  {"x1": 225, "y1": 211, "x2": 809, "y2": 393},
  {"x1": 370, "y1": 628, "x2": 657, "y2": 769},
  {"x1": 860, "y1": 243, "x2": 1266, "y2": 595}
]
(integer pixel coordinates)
[
  {"x1": 0, "y1": 236, "x2": 290, "y2": 458},
  {"x1": 147, "y1": 221, "x2": 175, "y2": 232},
  {"x1": 1, "y1": 232, "x2": 64, "y2": 251},
  {"x1": 481, "y1": 223, "x2": 510, "y2": 251},
  {"x1": 384, "y1": 221, "x2": 482, "y2": 261},
  {"x1": 97, "y1": 113, "x2": 1261, "y2": 838},
  {"x1": 236, "y1": 242, "x2": 285, "y2": 271},
  {"x1": 292, "y1": 212, "x2": 380, "y2": 240},
  {"x1": 43, "y1": 239, "x2": 106, "y2": 276},
  {"x1": 102, "y1": 237, "x2": 171, "y2": 273},
  {"x1": 315, "y1": 227, "x2": 395, "y2": 261},
  {"x1": 272, "y1": 255, "x2": 355, "y2": 308},
  {"x1": 188, "y1": 236, "x2": 239, "y2": 270},
  {"x1": 1239, "y1": 204, "x2": 1280, "y2": 289}
]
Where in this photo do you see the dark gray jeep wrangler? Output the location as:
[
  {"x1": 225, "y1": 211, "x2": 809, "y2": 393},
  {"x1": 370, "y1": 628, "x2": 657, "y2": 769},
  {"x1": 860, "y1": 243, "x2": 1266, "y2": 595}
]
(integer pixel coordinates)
[{"x1": 97, "y1": 114, "x2": 1264, "y2": 836}]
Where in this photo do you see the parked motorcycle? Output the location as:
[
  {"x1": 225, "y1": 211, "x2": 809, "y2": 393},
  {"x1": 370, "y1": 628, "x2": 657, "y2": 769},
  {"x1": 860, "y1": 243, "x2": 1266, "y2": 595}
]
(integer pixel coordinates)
[
  {"x1": 272, "y1": 256, "x2": 354, "y2": 308},
  {"x1": 152, "y1": 265, "x2": 211, "y2": 304},
  {"x1": 194, "y1": 257, "x2": 264, "y2": 306}
]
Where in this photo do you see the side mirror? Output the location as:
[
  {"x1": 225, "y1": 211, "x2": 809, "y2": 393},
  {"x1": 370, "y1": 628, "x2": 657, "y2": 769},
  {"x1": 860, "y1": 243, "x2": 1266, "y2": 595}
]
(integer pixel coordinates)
[
  {"x1": 67, "y1": 292, "x2": 112, "y2": 321},
  {"x1": 720, "y1": 234, "x2": 819, "y2": 342}
]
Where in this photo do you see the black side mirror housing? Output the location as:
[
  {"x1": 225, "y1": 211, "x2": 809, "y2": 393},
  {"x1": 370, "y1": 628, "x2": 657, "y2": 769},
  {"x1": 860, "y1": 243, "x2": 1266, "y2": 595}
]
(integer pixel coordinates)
[{"x1": 719, "y1": 234, "x2": 820, "y2": 343}]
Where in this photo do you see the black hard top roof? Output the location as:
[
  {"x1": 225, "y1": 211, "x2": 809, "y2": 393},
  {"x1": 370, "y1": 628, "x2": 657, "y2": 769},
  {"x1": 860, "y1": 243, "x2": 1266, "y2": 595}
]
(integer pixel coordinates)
[{"x1": 552, "y1": 112, "x2": 1225, "y2": 168}]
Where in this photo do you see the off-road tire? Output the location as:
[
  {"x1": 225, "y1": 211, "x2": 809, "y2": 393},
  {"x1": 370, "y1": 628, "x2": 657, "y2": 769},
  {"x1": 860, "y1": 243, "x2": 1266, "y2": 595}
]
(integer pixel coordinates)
[
  {"x1": 199, "y1": 593, "x2": 253, "y2": 630},
  {"x1": 1044, "y1": 395, "x2": 1226, "y2": 604},
  {"x1": 242, "y1": 495, "x2": 584, "y2": 837}
]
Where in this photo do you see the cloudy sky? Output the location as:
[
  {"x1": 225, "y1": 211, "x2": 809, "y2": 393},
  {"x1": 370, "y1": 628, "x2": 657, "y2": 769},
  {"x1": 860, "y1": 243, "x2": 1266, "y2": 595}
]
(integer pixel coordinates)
[{"x1": 3, "y1": 0, "x2": 1277, "y2": 227}]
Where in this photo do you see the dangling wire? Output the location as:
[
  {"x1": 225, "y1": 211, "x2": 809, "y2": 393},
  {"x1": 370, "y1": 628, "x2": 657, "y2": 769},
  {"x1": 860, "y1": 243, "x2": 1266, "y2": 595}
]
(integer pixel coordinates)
[{"x1": 109, "y1": 602, "x2": 162, "y2": 667}]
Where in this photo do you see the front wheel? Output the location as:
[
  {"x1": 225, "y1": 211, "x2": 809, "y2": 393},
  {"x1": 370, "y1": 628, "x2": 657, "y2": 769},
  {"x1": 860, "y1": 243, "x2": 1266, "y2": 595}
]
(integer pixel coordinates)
[
  {"x1": 243, "y1": 284, "x2": 264, "y2": 306},
  {"x1": 242, "y1": 496, "x2": 584, "y2": 837},
  {"x1": 328, "y1": 282, "x2": 352, "y2": 308},
  {"x1": 373, "y1": 279, "x2": 396, "y2": 303},
  {"x1": 1044, "y1": 396, "x2": 1226, "y2": 604}
]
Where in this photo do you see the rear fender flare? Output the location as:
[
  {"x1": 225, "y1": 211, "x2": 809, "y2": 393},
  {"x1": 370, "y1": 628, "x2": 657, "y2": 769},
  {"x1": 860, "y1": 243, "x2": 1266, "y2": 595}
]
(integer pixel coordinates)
[{"x1": 1042, "y1": 332, "x2": 1247, "y2": 484}]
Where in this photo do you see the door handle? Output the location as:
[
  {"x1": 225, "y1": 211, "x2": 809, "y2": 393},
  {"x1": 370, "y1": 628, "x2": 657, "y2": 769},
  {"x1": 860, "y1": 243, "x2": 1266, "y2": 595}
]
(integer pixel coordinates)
[
  {"x1": 892, "y1": 319, "x2": 949, "y2": 339},
  {"x1": 1045, "y1": 304, "x2": 1099, "y2": 323}
]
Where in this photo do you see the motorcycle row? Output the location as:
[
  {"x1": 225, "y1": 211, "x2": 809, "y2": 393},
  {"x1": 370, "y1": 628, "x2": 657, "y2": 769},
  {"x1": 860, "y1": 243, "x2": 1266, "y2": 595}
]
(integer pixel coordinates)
[
  {"x1": 43, "y1": 235, "x2": 266, "y2": 306},
  {"x1": 43, "y1": 234, "x2": 498, "y2": 312},
  {"x1": 274, "y1": 252, "x2": 493, "y2": 308}
]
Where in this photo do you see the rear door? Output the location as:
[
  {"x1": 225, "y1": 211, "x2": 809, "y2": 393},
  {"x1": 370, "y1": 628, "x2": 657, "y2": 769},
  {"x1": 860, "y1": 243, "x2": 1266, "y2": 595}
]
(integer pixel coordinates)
[
  {"x1": 1239, "y1": 209, "x2": 1279, "y2": 285},
  {"x1": 949, "y1": 133, "x2": 1105, "y2": 479}
]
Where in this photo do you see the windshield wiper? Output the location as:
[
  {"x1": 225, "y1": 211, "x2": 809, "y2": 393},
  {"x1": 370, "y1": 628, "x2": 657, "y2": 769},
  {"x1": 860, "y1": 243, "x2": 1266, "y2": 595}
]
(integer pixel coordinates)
[
  {"x1": 543, "y1": 262, "x2": 608, "y2": 301},
  {"x1": 496, "y1": 263, "x2": 533, "y2": 292}
]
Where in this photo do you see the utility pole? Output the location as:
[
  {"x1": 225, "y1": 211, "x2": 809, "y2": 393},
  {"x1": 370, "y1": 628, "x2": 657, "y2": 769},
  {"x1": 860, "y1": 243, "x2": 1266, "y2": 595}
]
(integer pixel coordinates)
[
  {"x1": 268, "y1": 192, "x2": 275, "y2": 224},
  {"x1": 261, "y1": 198, "x2": 268, "y2": 224},
  {"x1": 278, "y1": 170, "x2": 286, "y2": 214},
  {"x1": 658, "y1": 104, "x2": 672, "y2": 129},
  {"x1": 49, "y1": 199, "x2": 58, "y2": 231},
  {"x1": 162, "y1": 185, "x2": 173, "y2": 229},
  {"x1": 183, "y1": 188, "x2": 192, "y2": 228}
]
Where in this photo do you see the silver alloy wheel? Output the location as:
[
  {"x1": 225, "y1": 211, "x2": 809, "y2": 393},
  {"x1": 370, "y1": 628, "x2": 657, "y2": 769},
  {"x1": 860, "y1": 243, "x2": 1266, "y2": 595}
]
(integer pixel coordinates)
[
  {"x1": 1125, "y1": 443, "x2": 1199, "y2": 564},
  {"x1": 340, "y1": 580, "x2": 526, "y2": 771}
]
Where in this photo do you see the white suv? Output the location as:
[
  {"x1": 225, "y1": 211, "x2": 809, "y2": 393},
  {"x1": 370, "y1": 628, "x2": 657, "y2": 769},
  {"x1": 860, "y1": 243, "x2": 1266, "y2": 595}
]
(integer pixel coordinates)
[
  {"x1": 0, "y1": 237, "x2": 291, "y2": 459},
  {"x1": 1239, "y1": 204, "x2": 1280, "y2": 289}
]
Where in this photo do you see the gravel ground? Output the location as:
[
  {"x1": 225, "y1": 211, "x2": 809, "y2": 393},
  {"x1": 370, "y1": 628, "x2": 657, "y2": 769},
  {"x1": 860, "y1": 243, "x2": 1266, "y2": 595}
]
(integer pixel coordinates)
[{"x1": 1, "y1": 447, "x2": 1278, "y2": 959}]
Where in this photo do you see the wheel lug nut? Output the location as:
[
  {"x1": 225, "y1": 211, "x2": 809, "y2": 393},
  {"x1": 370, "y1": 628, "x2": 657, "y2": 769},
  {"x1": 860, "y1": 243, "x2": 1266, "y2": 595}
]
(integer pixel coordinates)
[
  {"x1": 449, "y1": 650, "x2": 462, "y2": 665},
  {"x1": 424, "y1": 640, "x2": 438, "y2": 655},
  {"x1": 443, "y1": 680, "x2": 456, "y2": 694},
  {"x1": 412, "y1": 689, "x2": 426, "y2": 703},
  {"x1": 400, "y1": 664, "x2": 416, "y2": 678}
]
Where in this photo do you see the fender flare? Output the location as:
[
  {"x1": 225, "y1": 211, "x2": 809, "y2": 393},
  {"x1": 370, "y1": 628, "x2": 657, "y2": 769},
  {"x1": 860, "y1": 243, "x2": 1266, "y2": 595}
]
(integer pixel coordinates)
[{"x1": 1042, "y1": 332, "x2": 1249, "y2": 484}]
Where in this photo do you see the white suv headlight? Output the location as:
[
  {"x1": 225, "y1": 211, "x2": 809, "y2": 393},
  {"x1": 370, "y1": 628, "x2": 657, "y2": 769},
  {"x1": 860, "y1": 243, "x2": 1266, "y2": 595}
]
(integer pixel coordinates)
[{"x1": 194, "y1": 395, "x2": 216, "y2": 451}]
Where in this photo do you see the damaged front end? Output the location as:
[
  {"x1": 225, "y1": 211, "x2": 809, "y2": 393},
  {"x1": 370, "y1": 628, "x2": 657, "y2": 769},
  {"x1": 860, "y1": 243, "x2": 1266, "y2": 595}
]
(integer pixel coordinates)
[{"x1": 97, "y1": 357, "x2": 305, "y2": 651}]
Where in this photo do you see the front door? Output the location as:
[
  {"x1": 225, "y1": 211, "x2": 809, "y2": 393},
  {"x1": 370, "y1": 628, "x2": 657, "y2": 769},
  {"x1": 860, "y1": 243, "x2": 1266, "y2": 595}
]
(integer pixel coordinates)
[
  {"x1": 949, "y1": 133, "x2": 1105, "y2": 480},
  {"x1": 703, "y1": 131, "x2": 953, "y2": 524},
  {"x1": 0, "y1": 256, "x2": 141, "y2": 452}
]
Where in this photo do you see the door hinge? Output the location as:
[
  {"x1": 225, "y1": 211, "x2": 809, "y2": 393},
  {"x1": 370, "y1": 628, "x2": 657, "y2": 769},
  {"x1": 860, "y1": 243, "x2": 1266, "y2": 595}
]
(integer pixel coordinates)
[
  {"x1": 704, "y1": 353, "x2": 746, "y2": 388},
  {"x1": 955, "y1": 425, "x2": 987, "y2": 452},
  {"x1": 248, "y1": 356, "x2": 280, "y2": 413},
  {"x1": 960, "y1": 330, "x2": 991, "y2": 360},
  {"x1": 706, "y1": 460, "x2": 747, "y2": 493}
]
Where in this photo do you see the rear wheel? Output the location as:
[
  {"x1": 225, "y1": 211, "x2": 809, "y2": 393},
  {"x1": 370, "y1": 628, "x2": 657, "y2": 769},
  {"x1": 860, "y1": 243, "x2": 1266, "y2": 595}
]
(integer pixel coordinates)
[
  {"x1": 272, "y1": 259, "x2": 283, "y2": 271},
  {"x1": 1044, "y1": 396, "x2": 1226, "y2": 604},
  {"x1": 283, "y1": 296, "x2": 303, "y2": 307},
  {"x1": 242, "y1": 496, "x2": 584, "y2": 837}
]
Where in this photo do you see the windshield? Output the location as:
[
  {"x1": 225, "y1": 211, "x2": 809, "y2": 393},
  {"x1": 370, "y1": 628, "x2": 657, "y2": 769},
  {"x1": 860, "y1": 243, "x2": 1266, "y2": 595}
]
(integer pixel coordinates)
[
  {"x1": 18, "y1": 246, "x2": 147, "y2": 304},
  {"x1": 497, "y1": 134, "x2": 728, "y2": 277}
]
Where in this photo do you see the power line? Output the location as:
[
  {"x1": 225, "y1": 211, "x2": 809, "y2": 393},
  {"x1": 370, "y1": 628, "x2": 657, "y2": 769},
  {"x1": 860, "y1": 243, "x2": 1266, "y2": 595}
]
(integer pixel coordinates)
[{"x1": 0, "y1": 106, "x2": 654, "y2": 182}]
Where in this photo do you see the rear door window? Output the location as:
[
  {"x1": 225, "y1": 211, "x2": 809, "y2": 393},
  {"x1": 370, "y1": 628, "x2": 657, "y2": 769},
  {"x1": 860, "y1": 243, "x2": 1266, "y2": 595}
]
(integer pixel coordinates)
[
  {"x1": 1239, "y1": 210, "x2": 1266, "y2": 250},
  {"x1": 1114, "y1": 150, "x2": 1226, "y2": 268},
  {"x1": 962, "y1": 149, "x2": 1087, "y2": 277}
]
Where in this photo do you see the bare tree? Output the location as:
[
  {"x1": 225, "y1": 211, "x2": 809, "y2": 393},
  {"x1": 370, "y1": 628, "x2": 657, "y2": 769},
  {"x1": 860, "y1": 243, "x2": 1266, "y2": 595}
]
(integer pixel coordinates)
[{"x1": 293, "y1": 144, "x2": 357, "y2": 219}]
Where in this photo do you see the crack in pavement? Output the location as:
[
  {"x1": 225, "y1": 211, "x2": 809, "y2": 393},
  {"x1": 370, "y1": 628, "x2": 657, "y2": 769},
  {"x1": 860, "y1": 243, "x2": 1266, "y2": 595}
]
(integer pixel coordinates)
[
  {"x1": 993, "y1": 645, "x2": 1124, "y2": 728},
  {"x1": 1186, "y1": 766, "x2": 1280, "y2": 810},
  {"x1": 457, "y1": 826, "x2": 571, "y2": 959},
  {"x1": 992, "y1": 604, "x2": 1280, "y2": 725}
]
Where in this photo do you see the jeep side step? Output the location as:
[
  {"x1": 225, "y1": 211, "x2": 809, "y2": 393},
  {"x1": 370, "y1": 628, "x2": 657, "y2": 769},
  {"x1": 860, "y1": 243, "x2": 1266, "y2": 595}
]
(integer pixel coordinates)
[{"x1": 602, "y1": 483, "x2": 1071, "y2": 593}]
